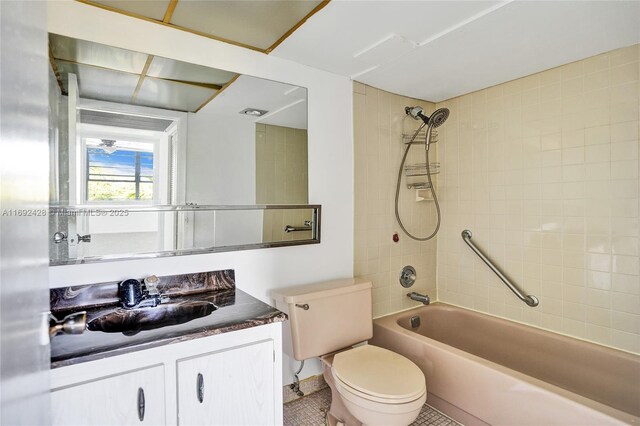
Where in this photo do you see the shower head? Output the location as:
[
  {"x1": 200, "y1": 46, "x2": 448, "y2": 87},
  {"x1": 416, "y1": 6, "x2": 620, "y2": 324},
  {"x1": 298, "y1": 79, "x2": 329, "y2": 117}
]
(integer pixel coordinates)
[
  {"x1": 405, "y1": 106, "x2": 450, "y2": 128},
  {"x1": 429, "y1": 108, "x2": 449, "y2": 128}
]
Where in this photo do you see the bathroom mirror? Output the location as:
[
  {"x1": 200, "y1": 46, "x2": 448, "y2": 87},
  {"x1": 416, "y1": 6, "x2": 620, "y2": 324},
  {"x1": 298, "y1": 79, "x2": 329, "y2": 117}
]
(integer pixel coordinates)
[{"x1": 48, "y1": 33, "x2": 316, "y2": 265}]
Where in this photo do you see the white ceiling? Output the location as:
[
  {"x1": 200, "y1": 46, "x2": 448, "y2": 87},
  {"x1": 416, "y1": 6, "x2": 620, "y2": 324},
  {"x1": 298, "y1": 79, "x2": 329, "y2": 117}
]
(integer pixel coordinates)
[
  {"x1": 272, "y1": 0, "x2": 640, "y2": 102},
  {"x1": 202, "y1": 75, "x2": 308, "y2": 130}
]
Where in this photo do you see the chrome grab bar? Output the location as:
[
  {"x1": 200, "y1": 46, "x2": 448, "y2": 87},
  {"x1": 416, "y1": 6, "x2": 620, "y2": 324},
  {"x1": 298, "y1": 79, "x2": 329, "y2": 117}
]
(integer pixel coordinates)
[
  {"x1": 284, "y1": 221, "x2": 312, "y2": 233},
  {"x1": 461, "y1": 230, "x2": 539, "y2": 307}
]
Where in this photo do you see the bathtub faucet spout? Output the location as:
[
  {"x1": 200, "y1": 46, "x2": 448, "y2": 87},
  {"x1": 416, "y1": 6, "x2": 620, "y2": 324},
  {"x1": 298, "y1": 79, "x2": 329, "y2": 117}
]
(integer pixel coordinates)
[{"x1": 407, "y1": 292, "x2": 430, "y2": 305}]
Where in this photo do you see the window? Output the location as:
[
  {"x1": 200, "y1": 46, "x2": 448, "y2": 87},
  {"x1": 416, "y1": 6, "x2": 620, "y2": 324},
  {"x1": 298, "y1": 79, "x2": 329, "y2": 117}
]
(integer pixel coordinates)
[{"x1": 85, "y1": 138, "x2": 154, "y2": 202}]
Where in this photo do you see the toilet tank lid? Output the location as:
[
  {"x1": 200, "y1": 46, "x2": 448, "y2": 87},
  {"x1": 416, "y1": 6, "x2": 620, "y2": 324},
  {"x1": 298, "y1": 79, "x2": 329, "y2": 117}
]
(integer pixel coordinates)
[{"x1": 271, "y1": 278, "x2": 372, "y2": 304}]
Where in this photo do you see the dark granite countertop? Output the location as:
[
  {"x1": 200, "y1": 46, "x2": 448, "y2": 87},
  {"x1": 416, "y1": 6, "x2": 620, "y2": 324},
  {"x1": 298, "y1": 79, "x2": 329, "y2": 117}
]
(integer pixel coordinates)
[{"x1": 50, "y1": 270, "x2": 287, "y2": 369}]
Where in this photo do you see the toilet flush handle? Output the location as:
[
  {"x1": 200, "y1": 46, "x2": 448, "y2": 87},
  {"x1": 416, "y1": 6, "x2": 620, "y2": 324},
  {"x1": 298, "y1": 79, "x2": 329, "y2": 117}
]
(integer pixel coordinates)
[{"x1": 295, "y1": 303, "x2": 309, "y2": 310}]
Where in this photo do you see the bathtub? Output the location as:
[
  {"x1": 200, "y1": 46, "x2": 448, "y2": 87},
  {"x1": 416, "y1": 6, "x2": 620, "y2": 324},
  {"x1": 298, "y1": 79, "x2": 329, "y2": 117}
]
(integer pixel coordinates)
[{"x1": 371, "y1": 303, "x2": 640, "y2": 425}]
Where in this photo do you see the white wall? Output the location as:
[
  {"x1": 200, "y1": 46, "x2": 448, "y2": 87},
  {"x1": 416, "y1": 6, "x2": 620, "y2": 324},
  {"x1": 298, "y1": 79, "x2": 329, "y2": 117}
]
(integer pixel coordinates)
[
  {"x1": 47, "y1": 1, "x2": 354, "y2": 383},
  {"x1": 186, "y1": 113, "x2": 257, "y2": 205}
]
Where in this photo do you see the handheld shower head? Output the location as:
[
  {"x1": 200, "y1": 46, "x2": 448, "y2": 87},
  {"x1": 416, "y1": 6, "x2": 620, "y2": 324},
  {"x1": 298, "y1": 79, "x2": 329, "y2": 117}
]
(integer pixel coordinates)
[
  {"x1": 397, "y1": 105, "x2": 452, "y2": 242},
  {"x1": 428, "y1": 108, "x2": 449, "y2": 128},
  {"x1": 405, "y1": 106, "x2": 450, "y2": 152},
  {"x1": 405, "y1": 106, "x2": 450, "y2": 127}
]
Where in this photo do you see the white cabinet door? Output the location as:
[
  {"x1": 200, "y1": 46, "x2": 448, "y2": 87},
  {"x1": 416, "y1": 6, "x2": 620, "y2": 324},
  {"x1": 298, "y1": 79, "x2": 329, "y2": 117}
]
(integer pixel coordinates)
[
  {"x1": 51, "y1": 365, "x2": 165, "y2": 426},
  {"x1": 177, "y1": 340, "x2": 275, "y2": 426}
]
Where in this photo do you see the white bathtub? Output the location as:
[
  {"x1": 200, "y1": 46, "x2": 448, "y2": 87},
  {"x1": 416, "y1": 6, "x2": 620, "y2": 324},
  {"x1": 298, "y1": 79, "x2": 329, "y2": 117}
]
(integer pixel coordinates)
[{"x1": 371, "y1": 303, "x2": 639, "y2": 425}]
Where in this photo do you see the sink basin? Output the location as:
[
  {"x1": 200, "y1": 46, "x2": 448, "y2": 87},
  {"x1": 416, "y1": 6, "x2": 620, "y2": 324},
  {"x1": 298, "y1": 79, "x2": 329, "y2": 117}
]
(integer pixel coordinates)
[{"x1": 87, "y1": 300, "x2": 217, "y2": 334}]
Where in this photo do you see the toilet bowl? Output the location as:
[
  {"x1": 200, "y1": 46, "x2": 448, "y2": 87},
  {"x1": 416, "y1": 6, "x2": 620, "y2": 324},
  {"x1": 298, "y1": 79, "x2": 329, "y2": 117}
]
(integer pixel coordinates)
[{"x1": 323, "y1": 345, "x2": 426, "y2": 426}]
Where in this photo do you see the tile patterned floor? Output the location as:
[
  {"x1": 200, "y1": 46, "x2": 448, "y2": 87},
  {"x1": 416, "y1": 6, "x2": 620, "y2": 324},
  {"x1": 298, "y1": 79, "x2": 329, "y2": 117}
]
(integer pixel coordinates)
[{"x1": 283, "y1": 388, "x2": 463, "y2": 426}]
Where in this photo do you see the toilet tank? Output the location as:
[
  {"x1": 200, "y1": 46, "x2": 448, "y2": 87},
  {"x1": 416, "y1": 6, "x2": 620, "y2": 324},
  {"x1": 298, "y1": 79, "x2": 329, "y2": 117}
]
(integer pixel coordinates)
[{"x1": 272, "y1": 278, "x2": 373, "y2": 361}]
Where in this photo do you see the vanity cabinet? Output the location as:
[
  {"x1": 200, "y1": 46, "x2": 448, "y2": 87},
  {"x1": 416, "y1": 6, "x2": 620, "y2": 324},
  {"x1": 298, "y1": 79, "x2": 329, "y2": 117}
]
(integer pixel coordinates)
[
  {"x1": 50, "y1": 322, "x2": 282, "y2": 426},
  {"x1": 177, "y1": 340, "x2": 275, "y2": 425},
  {"x1": 51, "y1": 366, "x2": 165, "y2": 425}
]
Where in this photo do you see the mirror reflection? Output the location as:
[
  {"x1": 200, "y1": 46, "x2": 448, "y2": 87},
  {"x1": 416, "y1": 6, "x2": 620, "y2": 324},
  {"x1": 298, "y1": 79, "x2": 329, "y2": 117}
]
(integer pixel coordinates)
[{"x1": 48, "y1": 34, "x2": 313, "y2": 264}]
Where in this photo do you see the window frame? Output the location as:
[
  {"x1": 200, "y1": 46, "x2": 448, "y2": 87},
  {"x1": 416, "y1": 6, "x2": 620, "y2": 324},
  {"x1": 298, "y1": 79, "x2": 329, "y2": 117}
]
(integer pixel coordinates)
[
  {"x1": 79, "y1": 128, "x2": 162, "y2": 206},
  {"x1": 85, "y1": 144, "x2": 155, "y2": 203}
]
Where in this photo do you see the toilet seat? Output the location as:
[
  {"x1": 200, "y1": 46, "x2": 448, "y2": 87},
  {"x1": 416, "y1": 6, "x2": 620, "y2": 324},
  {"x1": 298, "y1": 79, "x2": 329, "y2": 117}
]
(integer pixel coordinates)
[
  {"x1": 334, "y1": 374, "x2": 425, "y2": 405},
  {"x1": 331, "y1": 345, "x2": 426, "y2": 404},
  {"x1": 334, "y1": 377, "x2": 426, "y2": 420}
]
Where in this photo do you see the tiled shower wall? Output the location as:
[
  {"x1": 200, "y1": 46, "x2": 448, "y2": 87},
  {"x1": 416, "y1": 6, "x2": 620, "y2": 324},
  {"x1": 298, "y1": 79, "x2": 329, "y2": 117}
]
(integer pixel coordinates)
[
  {"x1": 353, "y1": 82, "x2": 438, "y2": 317},
  {"x1": 256, "y1": 123, "x2": 310, "y2": 243},
  {"x1": 256, "y1": 123, "x2": 308, "y2": 205},
  {"x1": 436, "y1": 44, "x2": 640, "y2": 354}
]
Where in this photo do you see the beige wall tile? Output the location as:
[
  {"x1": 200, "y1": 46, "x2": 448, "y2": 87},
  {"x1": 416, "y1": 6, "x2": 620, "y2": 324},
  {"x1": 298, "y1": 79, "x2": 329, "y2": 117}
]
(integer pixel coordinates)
[
  {"x1": 435, "y1": 43, "x2": 640, "y2": 355},
  {"x1": 353, "y1": 83, "x2": 437, "y2": 317},
  {"x1": 256, "y1": 124, "x2": 309, "y2": 242}
]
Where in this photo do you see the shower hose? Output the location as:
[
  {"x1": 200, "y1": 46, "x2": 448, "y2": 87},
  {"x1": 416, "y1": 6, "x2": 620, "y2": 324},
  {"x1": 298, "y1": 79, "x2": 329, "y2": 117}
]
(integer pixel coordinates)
[{"x1": 394, "y1": 122, "x2": 441, "y2": 241}]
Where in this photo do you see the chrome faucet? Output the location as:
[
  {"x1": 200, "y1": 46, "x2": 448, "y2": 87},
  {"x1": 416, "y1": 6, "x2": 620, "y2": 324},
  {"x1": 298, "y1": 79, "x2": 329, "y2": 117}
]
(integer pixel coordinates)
[
  {"x1": 119, "y1": 276, "x2": 165, "y2": 309},
  {"x1": 407, "y1": 292, "x2": 430, "y2": 305}
]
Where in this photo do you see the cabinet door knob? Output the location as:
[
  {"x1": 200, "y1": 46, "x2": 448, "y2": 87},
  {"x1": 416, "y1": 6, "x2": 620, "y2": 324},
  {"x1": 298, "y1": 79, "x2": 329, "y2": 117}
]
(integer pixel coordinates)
[
  {"x1": 196, "y1": 373, "x2": 204, "y2": 403},
  {"x1": 137, "y1": 387, "x2": 145, "y2": 422}
]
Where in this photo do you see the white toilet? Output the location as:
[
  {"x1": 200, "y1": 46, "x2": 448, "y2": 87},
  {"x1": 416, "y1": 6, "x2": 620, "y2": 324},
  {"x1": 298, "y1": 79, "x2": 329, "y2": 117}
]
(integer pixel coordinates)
[{"x1": 272, "y1": 278, "x2": 426, "y2": 426}]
